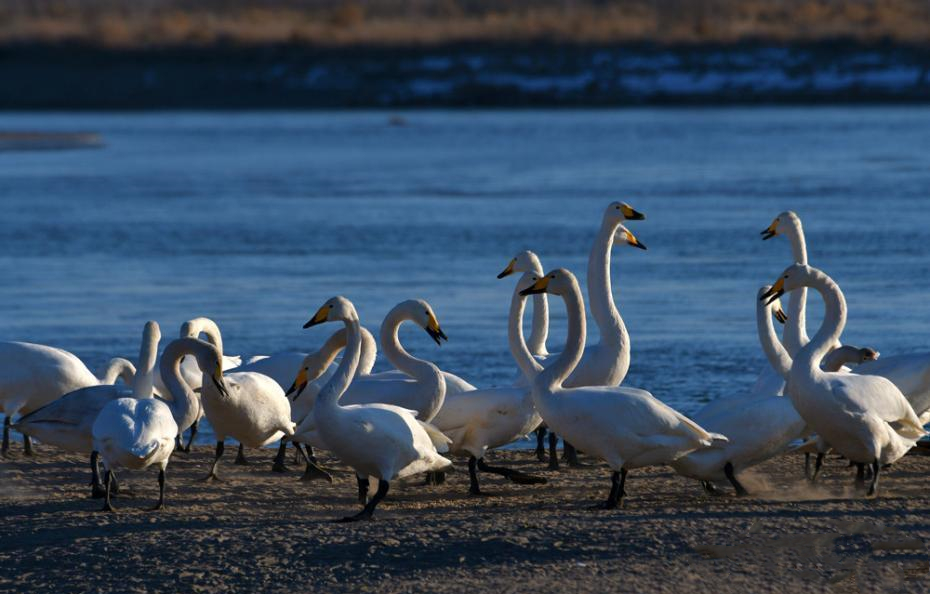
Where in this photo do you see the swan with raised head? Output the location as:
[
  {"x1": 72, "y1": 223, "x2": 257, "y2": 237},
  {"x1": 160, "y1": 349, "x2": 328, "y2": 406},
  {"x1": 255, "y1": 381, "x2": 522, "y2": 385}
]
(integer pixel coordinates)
[
  {"x1": 303, "y1": 296, "x2": 453, "y2": 522},
  {"x1": 1, "y1": 342, "x2": 135, "y2": 456},
  {"x1": 93, "y1": 324, "x2": 177, "y2": 512},
  {"x1": 762, "y1": 211, "x2": 930, "y2": 417},
  {"x1": 761, "y1": 264, "x2": 926, "y2": 496},
  {"x1": 430, "y1": 267, "x2": 548, "y2": 495},
  {"x1": 520, "y1": 263, "x2": 727, "y2": 509}
]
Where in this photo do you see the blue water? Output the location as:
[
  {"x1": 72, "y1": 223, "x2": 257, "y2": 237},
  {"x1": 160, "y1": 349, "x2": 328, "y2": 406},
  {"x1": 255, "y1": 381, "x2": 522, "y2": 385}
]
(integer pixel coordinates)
[{"x1": 2, "y1": 108, "x2": 930, "y2": 445}]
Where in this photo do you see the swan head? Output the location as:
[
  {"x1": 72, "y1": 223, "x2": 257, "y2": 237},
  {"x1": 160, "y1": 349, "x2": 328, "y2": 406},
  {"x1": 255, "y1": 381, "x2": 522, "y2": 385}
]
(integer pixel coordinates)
[
  {"x1": 286, "y1": 367, "x2": 309, "y2": 400},
  {"x1": 614, "y1": 225, "x2": 647, "y2": 250},
  {"x1": 605, "y1": 201, "x2": 646, "y2": 223},
  {"x1": 143, "y1": 320, "x2": 161, "y2": 345},
  {"x1": 395, "y1": 299, "x2": 448, "y2": 346},
  {"x1": 858, "y1": 347, "x2": 880, "y2": 362},
  {"x1": 757, "y1": 285, "x2": 788, "y2": 324},
  {"x1": 760, "y1": 263, "x2": 812, "y2": 305},
  {"x1": 304, "y1": 296, "x2": 358, "y2": 328},
  {"x1": 497, "y1": 250, "x2": 543, "y2": 278},
  {"x1": 183, "y1": 338, "x2": 229, "y2": 399},
  {"x1": 761, "y1": 211, "x2": 800, "y2": 240},
  {"x1": 520, "y1": 268, "x2": 580, "y2": 297}
]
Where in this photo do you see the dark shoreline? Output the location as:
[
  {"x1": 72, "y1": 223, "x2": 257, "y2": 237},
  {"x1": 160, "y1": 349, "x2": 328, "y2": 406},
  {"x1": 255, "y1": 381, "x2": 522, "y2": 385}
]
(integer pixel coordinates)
[{"x1": 3, "y1": 40, "x2": 930, "y2": 109}]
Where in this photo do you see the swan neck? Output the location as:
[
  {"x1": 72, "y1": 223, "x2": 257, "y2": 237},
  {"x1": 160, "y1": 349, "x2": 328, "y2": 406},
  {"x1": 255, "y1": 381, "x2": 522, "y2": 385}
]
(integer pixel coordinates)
[
  {"x1": 527, "y1": 292, "x2": 550, "y2": 357},
  {"x1": 187, "y1": 318, "x2": 224, "y2": 357},
  {"x1": 98, "y1": 358, "x2": 135, "y2": 385},
  {"x1": 510, "y1": 273, "x2": 545, "y2": 381},
  {"x1": 796, "y1": 272, "x2": 846, "y2": 375},
  {"x1": 380, "y1": 308, "x2": 436, "y2": 381},
  {"x1": 301, "y1": 329, "x2": 347, "y2": 380},
  {"x1": 158, "y1": 340, "x2": 201, "y2": 424},
  {"x1": 132, "y1": 330, "x2": 159, "y2": 399},
  {"x1": 540, "y1": 281, "x2": 586, "y2": 390},
  {"x1": 587, "y1": 218, "x2": 627, "y2": 349},
  {"x1": 757, "y1": 299, "x2": 792, "y2": 380},
  {"x1": 316, "y1": 320, "x2": 362, "y2": 409},
  {"x1": 783, "y1": 221, "x2": 809, "y2": 356}
]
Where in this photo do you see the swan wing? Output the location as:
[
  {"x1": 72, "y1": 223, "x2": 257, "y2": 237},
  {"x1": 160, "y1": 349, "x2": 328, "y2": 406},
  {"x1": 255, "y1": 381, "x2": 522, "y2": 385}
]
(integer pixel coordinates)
[{"x1": 830, "y1": 374, "x2": 926, "y2": 438}]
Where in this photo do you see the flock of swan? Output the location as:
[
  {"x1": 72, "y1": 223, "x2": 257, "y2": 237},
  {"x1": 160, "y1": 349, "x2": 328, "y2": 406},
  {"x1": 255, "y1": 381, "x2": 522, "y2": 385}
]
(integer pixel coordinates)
[{"x1": 3, "y1": 203, "x2": 930, "y2": 522}]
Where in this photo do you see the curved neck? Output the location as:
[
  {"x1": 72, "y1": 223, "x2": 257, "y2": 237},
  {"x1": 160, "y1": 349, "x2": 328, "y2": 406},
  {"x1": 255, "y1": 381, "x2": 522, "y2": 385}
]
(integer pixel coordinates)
[
  {"x1": 511, "y1": 274, "x2": 546, "y2": 381},
  {"x1": 821, "y1": 345, "x2": 860, "y2": 372},
  {"x1": 379, "y1": 307, "x2": 439, "y2": 381},
  {"x1": 98, "y1": 357, "x2": 136, "y2": 385},
  {"x1": 158, "y1": 338, "x2": 207, "y2": 422},
  {"x1": 316, "y1": 319, "x2": 362, "y2": 410},
  {"x1": 756, "y1": 298, "x2": 792, "y2": 380},
  {"x1": 132, "y1": 329, "x2": 160, "y2": 399},
  {"x1": 587, "y1": 218, "x2": 629, "y2": 359},
  {"x1": 783, "y1": 220, "x2": 809, "y2": 356},
  {"x1": 539, "y1": 280, "x2": 586, "y2": 391},
  {"x1": 358, "y1": 326, "x2": 377, "y2": 375},
  {"x1": 184, "y1": 317, "x2": 224, "y2": 356},
  {"x1": 795, "y1": 271, "x2": 846, "y2": 375},
  {"x1": 527, "y1": 292, "x2": 549, "y2": 357},
  {"x1": 300, "y1": 329, "x2": 349, "y2": 380}
]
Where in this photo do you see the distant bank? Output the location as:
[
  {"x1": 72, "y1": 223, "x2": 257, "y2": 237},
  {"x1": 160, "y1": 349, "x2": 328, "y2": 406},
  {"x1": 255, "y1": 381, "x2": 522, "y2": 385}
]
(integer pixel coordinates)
[{"x1": 3, "y1": 41, "x2": 930, "y2": 109}]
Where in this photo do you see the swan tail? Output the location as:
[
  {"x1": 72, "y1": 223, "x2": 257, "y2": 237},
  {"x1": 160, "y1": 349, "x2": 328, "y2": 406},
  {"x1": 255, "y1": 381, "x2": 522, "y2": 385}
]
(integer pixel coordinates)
[
  {"x1": 893, "y1": 416, "x2": 927, "y2": 440},
  {"x1": 706, "y1": 432, "x2": 729, "y2": 448},
  {"x1": 677, "y1": 413, "x2": 727, "y2": 447},
  {"x1": 418, "y1": 420, "x2": 453, "y2": 454},
  {"x1": 919, "y1": 410, "x2": 930, "y2": 427}
]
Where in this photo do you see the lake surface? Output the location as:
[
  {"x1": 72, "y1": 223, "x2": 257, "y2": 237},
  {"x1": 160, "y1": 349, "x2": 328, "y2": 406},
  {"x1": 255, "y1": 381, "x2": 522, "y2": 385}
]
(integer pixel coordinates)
[{"x1": 2, "y1": 108, "x2": 929, "y2": 445}]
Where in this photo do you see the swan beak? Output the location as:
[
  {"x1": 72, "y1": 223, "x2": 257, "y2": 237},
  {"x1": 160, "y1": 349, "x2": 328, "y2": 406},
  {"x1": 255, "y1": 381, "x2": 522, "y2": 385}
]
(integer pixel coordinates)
[
  {"x1": 761, "y1": 219, "x2": 779, "y2": 240},
  {"x1": 303, "y1": 305, "x2": 330, "y2": 329},
  {"x1": 621, "y1": 203, "x2": 646, "y2": 220},
  {"x1": 861, "y1": 348, "x2": 880, "y2": 361},
  {"x1": 773, "y1": 306, "x2": 788, "y2": 325},
  {"x1": 520, "y1": 275, "x2": 551, "y2": 296},
  {"x1": 497, "y1": 258, "x2": 517, "y2": 279},
  {"x1": 425, "y1": 314, "x2": 448, "y2": 346},
  {"x1": 760, "y1": 278, "x2": 785, "y2": 305},
  {"x1": 286, "y1": 368, "x2": 309, "y2": 400},
  {"x1": 211, "y1": 373, "x2": 231, "y2": 399},
  {"x1": 625, "y1": 229, "x2": 647, "y2": 250}
]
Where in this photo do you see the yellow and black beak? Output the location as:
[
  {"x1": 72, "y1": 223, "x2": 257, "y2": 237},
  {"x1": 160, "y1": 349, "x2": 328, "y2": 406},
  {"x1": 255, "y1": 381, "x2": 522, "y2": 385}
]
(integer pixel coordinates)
[
  {"x1": 497, "y1": 258, "x2": 517, "y2": 279},
  {"x1": 211, "y1": 364, "x2": 230, "y2": 398},
  {"x1": 773, "y1": 305, "x2": 788, "y2": 325},
  {"x1": 621, "y1": 204, "x2": 646, "y2": 221},
  {"x1": 761, "y1": 219, "x2": 779, "y2": 240},
  {"x1": 303, "y1": 304, "x2": 330, "y2": 329},
  {"x1": 285, "y1": 367, "x2": 309, "y2": 400},
  {"x1": 520, "y1": 275, "x2": 551, "y2": 296},
  {"x1": 625, "y1": 229, "x2": 647, "y2": 250},
  {"x1": 760, "y1": 278, "x2": 786, "y2": 306},
  {"x1": 424, "y1": 313, "x2": 448, "y2": 346}
]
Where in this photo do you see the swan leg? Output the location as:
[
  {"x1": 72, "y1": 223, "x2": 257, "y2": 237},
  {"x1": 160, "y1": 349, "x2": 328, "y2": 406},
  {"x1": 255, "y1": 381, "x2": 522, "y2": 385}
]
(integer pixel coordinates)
[
  {"x1": 535, "y1": 427, "x2": 547, "y2": 462},
  {"x1": 298, "y1": 445, "x2": 333, "y2": 483},
  {"x1": 563, "y1": 442, "x2": 585, "y2": 468},
  {"x1": 337, "y1": 479, "x2": 389, "y2": 523},
  {"x1": 101, "y1": 470, "x2": 116, "y2": 512},
  {"x1": 174, "y1": 434, "x2": 183, "y2": 453},
  {"x1": 2, "y1": 416, "x2": 10, "y2": 457},
  {"x1": 424, "y1": 471, "x2": 446, "y2": 485},
  {"x1": 855, "y1": 463, "x2": 866, "y2": 487},
  {"x1": 271, "y1": 440, "x2": 288, "y2": 473},
  {"x1": 593, "y1": 470, "x2": 626, "y2": 509},
  {"x1": 183, "y1": 420, "x2": 198, "y2": 453},
  {"x1": 468, "y1": 456, "x2": 483, "y2": 496},
  {"x1": 149, "y1": 468, "x2": 166, "y2": 511},
  {"x1": 866, "y1": 459, "x2": 881, "y2": 498},
  {"x1": 356, "y1": 475, "x2": 369, "y2": 504},
  {"x1": 234, "y1": 443, "x2": 249, "y2": 465},
  {"x1": 22, "y1": 434, "x2": 34, "y2": 456},
  {"x1": 476, "y1": 457, "x2": 547, "y2": 486},
  {"x1": 90, "y1": 451, "x2": 107, "y2": 499},
  {"x1": 202, "y1": 441, "x2": 224, "y2": 481},
  {"x1": 701, "y1": 480, "x2": 722, "y2": 496},
  {"x1": 293, "y1": 442, "x2": 304, "y2": 464},
  {"x1": 804, "y1": 453, "x2": 811, "y2": 480},
  {"x1": 547, "y1": 432, "x2": 560, "y2": 470},
  {"x1": 810, "y1": 453, "x2": 825, "y2": 483},
  {"x1": 724, "y1": 462, "x2": 748, "y2": 496}
]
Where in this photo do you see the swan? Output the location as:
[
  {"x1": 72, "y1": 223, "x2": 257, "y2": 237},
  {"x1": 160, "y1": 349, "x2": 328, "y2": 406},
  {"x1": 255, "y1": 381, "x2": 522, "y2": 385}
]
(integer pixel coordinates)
[
  {"x1": 302, "y1": 296, "x2": 453, "y2": 522},
  {"x1": 153, "y1": 317, "x2": 242, "y2": 453},
  {"x1": 198, "y1": 340, "x2": 295, "y2": 482},
  {"x1": 93, "y1": 325, "x2": 177, "y2": 512},
  {"x1": 761, "y1": 263, "x2": 926, "y2": 496},
  {"x1": 96, "y1": 358, "x2": 137, "y2": 386},
  {"x1": 430, "y1": 269, "x2": 548, "y2": 495},
  {"x1": 12, "y1": 322, "x2": 164, "y2": 497},
  {"x1": 1, "y1": 342, "x2": 134, "y2": 456},
  {"x1": 762, "y1": 211, "x2": 930, "y2": 417},
  {"x1": 519, "y1": 265, "x2": 727, "y2": 509}
]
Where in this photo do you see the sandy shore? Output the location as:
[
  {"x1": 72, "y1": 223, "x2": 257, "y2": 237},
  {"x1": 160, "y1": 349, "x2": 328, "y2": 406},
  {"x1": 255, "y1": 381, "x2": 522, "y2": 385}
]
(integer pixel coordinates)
[{"x1": 1, "y1": 444, "x2": 929, "y2": 593}]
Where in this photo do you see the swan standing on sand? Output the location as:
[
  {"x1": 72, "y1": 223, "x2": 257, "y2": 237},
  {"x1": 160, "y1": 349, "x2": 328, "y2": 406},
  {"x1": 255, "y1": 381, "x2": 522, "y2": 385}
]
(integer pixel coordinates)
[
  {"x1": 520, "y1": 264, "x2": 727, "y2": 509},
  {"x1": 430, "y1": 267, "x2": 549, "y2": 495},
  {"x1": 302, "y1": 296, "x2": 453, "y2": 522},
  {"x1": 1, "y1": 342, "x2": 135, "y2": 456},
  {"x1": 761, "y1": 264, "x2": 926, "y2": 496},
  {"x1": 93, "y1": 323, "x2": 177, "y2": 512}
]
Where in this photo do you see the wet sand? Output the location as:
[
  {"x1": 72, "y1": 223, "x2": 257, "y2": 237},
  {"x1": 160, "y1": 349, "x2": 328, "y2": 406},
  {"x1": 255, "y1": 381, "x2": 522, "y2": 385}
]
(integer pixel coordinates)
[{"x1": 1, "y1": 445, "x2": 929, "y2": 593}]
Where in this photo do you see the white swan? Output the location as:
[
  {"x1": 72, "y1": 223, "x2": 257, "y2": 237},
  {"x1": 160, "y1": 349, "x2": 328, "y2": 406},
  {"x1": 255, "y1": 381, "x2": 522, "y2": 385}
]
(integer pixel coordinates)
[
  {"x1": 430, "y1": 270, "x2": 548, "y2": 495},
  {"x1": 302, "y1": 296, "x2": 453, "y2": 522},
  {"x1": 762, "y1": 211, "x2": 930, "y2": 416},
  {"x1": 761, "y1": 264, "x2": 926, "y2": 496},
  {"x1": 93, "y1": 323, "x2": 177, "y2": 512},
  {"x1": 1, "y1": 341, "x2": 132, "y2": 456},
  {"x1": 672, "y1": 286, "x2": 809, "y2": 495},
  {"x1": 519, "y1": 265, "x2": 727, "y2": 508},
  {"x1": 198, "y1": 340, "x2": 295, "y2": 481},
  {"x1": 12, "y1": 322, "x2": 164, "y2": 496}
]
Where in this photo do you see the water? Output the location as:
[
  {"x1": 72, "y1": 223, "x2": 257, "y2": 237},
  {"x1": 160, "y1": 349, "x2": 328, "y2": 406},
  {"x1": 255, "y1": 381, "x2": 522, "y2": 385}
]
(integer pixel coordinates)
[{"x1": 2, "y1": 108, "x2": 930, "y2": 446}]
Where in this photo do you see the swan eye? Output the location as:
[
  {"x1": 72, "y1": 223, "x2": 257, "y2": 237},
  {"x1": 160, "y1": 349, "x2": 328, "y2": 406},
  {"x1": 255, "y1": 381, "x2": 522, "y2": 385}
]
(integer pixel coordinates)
[{"x1": 328, "y1": 304, "x2": 334, "y2": 308}]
